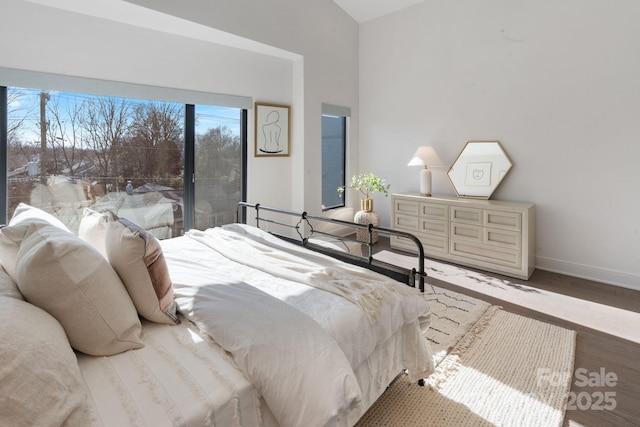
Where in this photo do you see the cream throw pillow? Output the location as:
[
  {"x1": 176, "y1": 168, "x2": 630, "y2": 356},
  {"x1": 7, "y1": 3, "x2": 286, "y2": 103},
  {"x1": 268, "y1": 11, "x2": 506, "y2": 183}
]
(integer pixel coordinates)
[
  {"x1": 0, "y1": 296, "x2": 96, "y2": 426},
  {"x1": 78, "y1": 207, "x2": 114, "y2": 259},
  {"x1": 10, "y1": 202, "x2": 70, "y2": 230},
  {"x1": 314, "y1": 207, "x2": 355, "y2": 236},
  {"x1": 15, "y1": 223, "x2": 144, "y2": 356},
  {"x1": 106, "y1": 218, "x2": 179, "y2": 325},
  {"x1": 0, "y1": 265, "x2": 23, "y2": 300},
  {"x1": 0, "y1": 203, "x2": 70, "y2": 279}
]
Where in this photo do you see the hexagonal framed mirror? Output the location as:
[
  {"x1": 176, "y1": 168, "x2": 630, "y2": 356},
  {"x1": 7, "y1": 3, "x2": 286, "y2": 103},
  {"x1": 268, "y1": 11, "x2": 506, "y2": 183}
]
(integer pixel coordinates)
[{"x1": 447, "y1": 140, "x2": 512, "y2": 199}]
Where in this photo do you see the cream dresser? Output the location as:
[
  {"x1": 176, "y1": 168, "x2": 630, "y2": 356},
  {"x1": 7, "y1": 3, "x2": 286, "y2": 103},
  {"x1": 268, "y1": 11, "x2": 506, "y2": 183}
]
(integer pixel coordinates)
[{"x1": 390, "y1": 193, "x2": 535, "y2": 280}]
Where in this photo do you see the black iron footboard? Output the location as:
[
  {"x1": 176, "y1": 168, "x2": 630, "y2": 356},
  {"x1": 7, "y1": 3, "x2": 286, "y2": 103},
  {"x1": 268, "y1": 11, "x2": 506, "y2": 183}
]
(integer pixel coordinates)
[{"x1": 236, "y1": 202, "x2": 426, "y2": 292}]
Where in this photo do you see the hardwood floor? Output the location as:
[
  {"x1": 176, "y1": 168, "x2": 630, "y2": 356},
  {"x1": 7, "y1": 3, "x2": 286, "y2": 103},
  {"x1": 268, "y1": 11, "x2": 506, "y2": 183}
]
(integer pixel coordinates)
[{"x1": 371, "y1": 241, "x2": 640, "y2": 427}]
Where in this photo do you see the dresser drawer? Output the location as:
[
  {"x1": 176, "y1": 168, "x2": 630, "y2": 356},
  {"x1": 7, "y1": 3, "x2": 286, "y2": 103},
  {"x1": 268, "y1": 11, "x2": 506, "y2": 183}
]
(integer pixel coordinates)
[
  {"x1": 390, "y1": 235, "x2": 417, "y2": 252},
  {"x1": 452, "y1": 224, "x2": 521, "y2": 249},
  {"x1": 484, "y1": 210, "x2": 522, "y2": 231},
  {"x1": 395, "y1": 199, "x2": 419, "y2": 216},
  {"x1": 420, "y1": 234, "x2": 449, "y2": 254},
  {"x1": 391, "y1": 234, "x2": 449, "y2": 255},
  {"x1": 450, "y1": 206, "x2": 482, "y2": 225},
  {"x1": 485, "y1": 227, "x2": 521, "y2": 250},
  {"x1": 420, "y1": 202, "x2": 449, "y2": 220},
  {"x1": 451, "y1": 223, "x2": 482, "y2": 242},
  {"x1": 450, "y1": 241, "x2": 522, "y2": 269},
  {"x1": 420, "y1": 218, "x2": 448, "y2": 237},
  {"x1": 394, "y1": 214, "x2": 419, "y2": 232}
]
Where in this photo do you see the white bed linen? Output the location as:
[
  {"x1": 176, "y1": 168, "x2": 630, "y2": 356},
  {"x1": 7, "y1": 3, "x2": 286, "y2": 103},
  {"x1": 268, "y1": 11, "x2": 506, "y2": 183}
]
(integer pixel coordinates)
[
  {"x1": 189, "y1": 224, "x2": 428, "y2": 323},
  {"x1": 176, "y1": 280, "x2": 362, "y2": 427},
  {"x1": 172, "y1": 225, "x2": 432, "y2": 372},
  {"x1": 77, "y1": 318, "x2": 278, "y2": 427},
  {"x1": 161, "y1": 225, "x2": 433, "y2": 426},
  {"x1": 76, "y1": 315, "x2": 411, "y2": 427}
]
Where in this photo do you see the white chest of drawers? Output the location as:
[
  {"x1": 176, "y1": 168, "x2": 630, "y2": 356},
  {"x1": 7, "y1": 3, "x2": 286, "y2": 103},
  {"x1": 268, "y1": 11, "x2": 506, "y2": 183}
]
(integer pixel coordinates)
[{"x1": 390, "y1": 193, "x2": 535, "y2": 280}]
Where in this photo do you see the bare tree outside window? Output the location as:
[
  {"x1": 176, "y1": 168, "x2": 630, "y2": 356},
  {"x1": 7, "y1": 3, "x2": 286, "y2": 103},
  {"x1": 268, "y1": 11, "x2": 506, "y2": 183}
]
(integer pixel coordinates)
[
  {"x1": 6, "y1": 88, "x2": 36, "y2": 171},
  {"x1": 47, "y1": 96, "x2": 84, "y2": 177},
  {"x1": 126, "y1": 102, "x2": 184, "y2": 189},
  {"x1": 81, "y1": 96, "x2": 131, "y2": 192}
]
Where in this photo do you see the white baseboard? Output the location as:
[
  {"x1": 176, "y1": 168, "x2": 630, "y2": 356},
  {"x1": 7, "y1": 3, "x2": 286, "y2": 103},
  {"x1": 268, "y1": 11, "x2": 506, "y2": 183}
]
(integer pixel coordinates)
[{"x1": 535, "y1": 256, "x2": 640, "y2": 292}]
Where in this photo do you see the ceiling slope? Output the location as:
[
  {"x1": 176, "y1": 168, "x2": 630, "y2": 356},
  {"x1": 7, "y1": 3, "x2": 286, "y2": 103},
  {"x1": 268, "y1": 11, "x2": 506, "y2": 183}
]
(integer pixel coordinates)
[{"x1": 333, "y1": 0, "x2": 426, "y2": 23}]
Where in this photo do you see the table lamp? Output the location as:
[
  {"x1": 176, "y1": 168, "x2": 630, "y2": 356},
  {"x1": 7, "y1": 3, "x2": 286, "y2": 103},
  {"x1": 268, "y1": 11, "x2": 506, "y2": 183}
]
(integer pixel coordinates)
[{"x1": 408, "y1": 146, "x2": 444, "y2": 196}]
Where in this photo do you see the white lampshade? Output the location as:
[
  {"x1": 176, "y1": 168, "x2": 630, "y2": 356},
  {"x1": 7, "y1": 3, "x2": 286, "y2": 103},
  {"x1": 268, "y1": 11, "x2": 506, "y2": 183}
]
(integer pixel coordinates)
[
  {"x1": 407, "y1": 146, "x2": 444, "y2": 168},
  {"x1": 407, "y1": 146, "x2": 444, "y2": 197}
]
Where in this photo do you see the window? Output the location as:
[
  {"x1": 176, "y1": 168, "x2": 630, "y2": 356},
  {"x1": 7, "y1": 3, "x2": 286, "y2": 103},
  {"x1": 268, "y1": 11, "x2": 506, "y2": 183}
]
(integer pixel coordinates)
[
  {"x1": 2, "y1": 85, "x2": 246, "y2": 238},
  {"x1": 321, "y1": 104, "x2": 350, "y2": 210},
  {"x1": 194, "y1": 105, "x2": 244, "y2": 229}
]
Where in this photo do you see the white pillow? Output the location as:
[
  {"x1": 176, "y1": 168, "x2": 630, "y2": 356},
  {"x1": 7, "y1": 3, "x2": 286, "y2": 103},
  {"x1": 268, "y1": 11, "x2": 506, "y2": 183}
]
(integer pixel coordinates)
[
  {"x1": 106, "y1": 218, "x2": 179, "y2": 325},
  {"x1": 78, "y1": 207, "x2": 114, "y2": 259},
  {"x1": 0, "y1": 296, "x2": 96, "y2": 425},
  {"x1": 0, "y1": 203, "x2": 70, "y2": 280},
  {"x1": 15, "y1": 223, "x2": 144, "y2": 356}
]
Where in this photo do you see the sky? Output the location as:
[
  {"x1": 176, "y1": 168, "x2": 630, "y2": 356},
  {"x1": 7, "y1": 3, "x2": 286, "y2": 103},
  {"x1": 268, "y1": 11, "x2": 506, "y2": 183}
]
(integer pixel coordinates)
[{"x1": 7, "y1": 87, "x2": 242, "y2": 145}]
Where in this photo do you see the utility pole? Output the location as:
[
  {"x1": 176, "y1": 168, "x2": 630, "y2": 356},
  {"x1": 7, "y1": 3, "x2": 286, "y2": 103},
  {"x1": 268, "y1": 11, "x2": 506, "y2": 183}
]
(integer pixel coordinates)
[{"x1": 40, "y1": 91, "x2": 49, "y2": 176}]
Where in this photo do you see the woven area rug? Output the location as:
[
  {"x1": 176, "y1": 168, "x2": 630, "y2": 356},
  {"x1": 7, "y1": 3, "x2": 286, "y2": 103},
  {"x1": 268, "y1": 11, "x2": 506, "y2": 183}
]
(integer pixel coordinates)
[{"x1": 355, "y1": 284, "x2": 576, "y2": 427}]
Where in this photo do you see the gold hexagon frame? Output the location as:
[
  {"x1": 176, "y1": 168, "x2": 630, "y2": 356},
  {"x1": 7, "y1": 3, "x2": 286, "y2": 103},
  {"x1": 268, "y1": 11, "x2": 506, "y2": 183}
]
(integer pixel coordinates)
[{"x1": 447, "y1": 140, "x2": 512, "y2": 199}]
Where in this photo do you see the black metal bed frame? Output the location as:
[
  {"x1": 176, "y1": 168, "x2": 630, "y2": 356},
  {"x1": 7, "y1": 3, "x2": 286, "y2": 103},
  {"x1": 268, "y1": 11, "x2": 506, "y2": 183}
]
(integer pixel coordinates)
[{"x1": 237, "y1": 202, "x2": 426, "y2": 292}]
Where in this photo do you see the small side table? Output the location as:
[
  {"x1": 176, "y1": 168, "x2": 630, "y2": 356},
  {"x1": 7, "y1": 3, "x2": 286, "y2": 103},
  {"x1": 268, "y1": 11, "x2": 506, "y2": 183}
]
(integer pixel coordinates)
[{"x1": 353, "y1": 210, "x2": 380, "y2": 243}]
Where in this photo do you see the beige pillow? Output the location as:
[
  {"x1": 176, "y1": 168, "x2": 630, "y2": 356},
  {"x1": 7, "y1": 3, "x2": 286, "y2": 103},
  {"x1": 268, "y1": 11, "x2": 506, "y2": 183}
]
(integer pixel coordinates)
[
  {"x1": 0, "y1": 296, "x2": 96, "y2": 425},
  {"x1": 0, "y1": 203, "x2": 70, "y2": 280},
  {"x1": 15, "y1": 223, "x2": 144, "y2": 356},
  {"x1": 0, "y1": 265, "x2": 23, "y2": 300},
  {"x1": 10, "y1": 202, "x2": 70, "y2": 231},
  {"x1": 314, "y1": 207, "x2": 355, "y2": 236},
  {"x1": 78, "y1": 207, "x2": 114, "y2": 259},
  {"x1": 106, "y1": 218, "x2": 179, "y2": 325}
]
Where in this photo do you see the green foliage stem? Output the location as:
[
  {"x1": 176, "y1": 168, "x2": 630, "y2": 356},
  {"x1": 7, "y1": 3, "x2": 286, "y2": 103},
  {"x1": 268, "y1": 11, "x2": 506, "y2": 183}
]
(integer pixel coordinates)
[{"x1": 337, "y1": 172, "x2": 390, "y2": 199}]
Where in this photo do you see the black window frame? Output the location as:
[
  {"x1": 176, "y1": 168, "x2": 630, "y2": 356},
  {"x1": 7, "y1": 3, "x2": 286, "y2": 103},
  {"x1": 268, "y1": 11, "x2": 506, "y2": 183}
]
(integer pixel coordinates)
[
  {"x1": 321, "y1": 113, "x2": 347, "y2": 211},
  {"x1": 0, "y1": 87, "x2": 7, "y2": 223}
]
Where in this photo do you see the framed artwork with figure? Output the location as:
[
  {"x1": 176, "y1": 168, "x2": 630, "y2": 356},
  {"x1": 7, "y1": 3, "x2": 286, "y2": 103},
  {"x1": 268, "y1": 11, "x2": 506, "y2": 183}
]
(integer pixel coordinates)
[
  {"x1": 255, "y1": 102, "x2": 290, "y2": 157},
  {"x1": 464, "y1": 162, "x2": 492, "y2": 186}
]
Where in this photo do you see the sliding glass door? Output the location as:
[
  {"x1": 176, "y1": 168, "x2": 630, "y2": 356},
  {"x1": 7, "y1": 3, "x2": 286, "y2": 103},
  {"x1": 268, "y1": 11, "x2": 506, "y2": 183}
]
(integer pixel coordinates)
[
  {"x1": 193, "y1": 105, "x2": 244, "y2": 230},
  {"x1": 2, "y1": 86, "x2": 246, "y2": 237}
]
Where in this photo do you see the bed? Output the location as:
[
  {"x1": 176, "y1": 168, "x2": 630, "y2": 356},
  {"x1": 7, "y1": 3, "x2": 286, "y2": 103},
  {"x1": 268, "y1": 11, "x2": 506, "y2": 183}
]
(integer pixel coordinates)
[{"x1": 0, "y1": 203, "x2": 433, "y2": 427}]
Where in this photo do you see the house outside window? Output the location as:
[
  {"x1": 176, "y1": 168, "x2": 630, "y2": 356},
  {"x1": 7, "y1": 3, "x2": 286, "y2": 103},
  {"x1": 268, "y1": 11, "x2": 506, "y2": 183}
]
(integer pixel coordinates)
[
  {"x1": 3, "y1": 86, "x2": 246, "y2": 238},
  {"x1": 321, "y1": 103, "x2": 350, "y2": 210}
]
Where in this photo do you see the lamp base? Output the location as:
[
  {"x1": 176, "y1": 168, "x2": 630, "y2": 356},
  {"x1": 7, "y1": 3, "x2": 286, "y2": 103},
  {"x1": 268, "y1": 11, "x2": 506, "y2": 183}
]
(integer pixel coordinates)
[{"x1": 419, "y1": 167, "x2": 432, "y2": 197}]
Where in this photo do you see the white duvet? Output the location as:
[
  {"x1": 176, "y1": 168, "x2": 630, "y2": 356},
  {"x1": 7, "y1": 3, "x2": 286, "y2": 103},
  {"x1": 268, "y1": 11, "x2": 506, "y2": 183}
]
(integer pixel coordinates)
[{"x1": 162, "y1": 224, "x2": 433, "y2": 427}]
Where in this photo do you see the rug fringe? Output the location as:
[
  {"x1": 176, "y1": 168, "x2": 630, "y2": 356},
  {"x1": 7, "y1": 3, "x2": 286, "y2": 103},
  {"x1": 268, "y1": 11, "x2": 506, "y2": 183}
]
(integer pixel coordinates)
[{"x1": 425, "y1": 305, "x2": 502, "y2": 390}]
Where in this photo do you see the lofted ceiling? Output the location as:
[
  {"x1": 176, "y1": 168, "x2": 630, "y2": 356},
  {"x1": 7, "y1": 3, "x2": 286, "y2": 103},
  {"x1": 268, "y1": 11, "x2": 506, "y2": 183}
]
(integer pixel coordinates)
[{"x1": 333, "y1": 0, "x2": 426, "y2": 23}]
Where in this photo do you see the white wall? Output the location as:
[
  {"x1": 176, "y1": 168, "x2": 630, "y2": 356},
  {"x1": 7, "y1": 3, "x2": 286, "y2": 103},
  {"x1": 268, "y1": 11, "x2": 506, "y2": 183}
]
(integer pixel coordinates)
[
  {"x1": 360, "y1": 0, "x2": 640, "y2": 289},
  {"x1": 8, "y1": 0, "x2": 636, "y2": 289},
  {"x1": 1, "y1": 0, "x2": 360, "y2": 217},
  {"x1": 125, "y1": 0, "x2": 360, "y2": 214}
]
